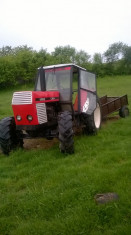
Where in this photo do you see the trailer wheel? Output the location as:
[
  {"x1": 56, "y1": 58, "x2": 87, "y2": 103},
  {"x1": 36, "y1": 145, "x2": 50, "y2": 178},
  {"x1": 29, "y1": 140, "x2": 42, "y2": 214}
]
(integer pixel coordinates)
[
  {"x1": 0, "y1": 117, "x2": 23, "y2": 155},
  {"x1": 58, "y1": 111, "x2": 74, "y2": 154},
  {"x1": 119, "y1": 106, "x2": 129, "y2": 118},
  {"x1": 84, "y1": 99, "x2": 102, "y2": 135}
]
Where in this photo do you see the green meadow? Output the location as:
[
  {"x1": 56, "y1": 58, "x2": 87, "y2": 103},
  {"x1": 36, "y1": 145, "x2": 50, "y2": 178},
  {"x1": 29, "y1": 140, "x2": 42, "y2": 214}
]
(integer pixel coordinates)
[{"x1": 0, "y1": 75, "x2": 131, "y2": 235}]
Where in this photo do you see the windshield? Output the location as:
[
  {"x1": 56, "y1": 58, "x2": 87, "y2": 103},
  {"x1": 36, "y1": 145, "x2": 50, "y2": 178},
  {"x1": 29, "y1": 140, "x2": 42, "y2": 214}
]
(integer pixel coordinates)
[{"x1": 45, "y1": 67, "x2": 71, "y2": 101}]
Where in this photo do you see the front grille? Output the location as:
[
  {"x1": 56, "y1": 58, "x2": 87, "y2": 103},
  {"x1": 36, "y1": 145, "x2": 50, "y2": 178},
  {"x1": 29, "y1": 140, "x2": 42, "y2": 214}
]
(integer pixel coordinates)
[
  {"x1": 36, "y1": 103, "x2": 47, "y2": 124},
  {"x1": 12, "y1": 91, "x2": 32, "y2": 105}
]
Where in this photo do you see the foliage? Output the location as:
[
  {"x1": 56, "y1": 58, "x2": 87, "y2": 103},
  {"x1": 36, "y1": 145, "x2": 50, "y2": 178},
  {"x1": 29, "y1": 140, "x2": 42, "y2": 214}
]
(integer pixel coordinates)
[
  {"x1": 102, "y1": 42, "x2": 131, "y2": 76},
  {"x1": 52, "y1": 45, "x2": 76, "y2": 63},
  {"x1": 0, "y1": 42, "x2": 131, "y2": 88},
  {"x1": 123, "y1": 46, "x2": 131, "y2": 74},
  {"x1": 103, "y1": 42, "x2": 127, "y2": 63},
  {"x1": 92, "y1": 53, "x2": 104, "y2": 77},
  {"x1": 0, "y1": 75, "x2": 131, "y2": 234},
  {"x1": 0, "y1": 56, "x2": 17, "y2": 88}
]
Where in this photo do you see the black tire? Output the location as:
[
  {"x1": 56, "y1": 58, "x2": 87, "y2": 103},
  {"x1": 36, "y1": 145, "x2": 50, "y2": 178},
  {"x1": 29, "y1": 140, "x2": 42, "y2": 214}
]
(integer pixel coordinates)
[
  {"x1": 119, "y1": 106, "x2": 129, "y2": 118},
  {"x1": 0, "y1": 117, "x2": 23, "y2": 155},
  {"x1": 58, "y1": 111, "x2": 74, "y2": 154},
  {"x1": 83, "y1": 99, "x2": 102, "y2": 135}
]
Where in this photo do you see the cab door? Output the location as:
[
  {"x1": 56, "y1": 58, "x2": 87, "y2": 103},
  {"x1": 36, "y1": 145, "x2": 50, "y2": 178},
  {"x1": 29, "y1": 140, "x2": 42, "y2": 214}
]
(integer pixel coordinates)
[{"x1": 79, "y1": 70, "x2": 97, "y2": 115}]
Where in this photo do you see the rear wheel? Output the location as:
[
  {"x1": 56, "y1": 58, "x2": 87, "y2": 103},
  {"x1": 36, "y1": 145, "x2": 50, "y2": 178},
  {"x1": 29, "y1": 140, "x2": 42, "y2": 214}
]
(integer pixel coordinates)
[
  {"x1": 119, "y1": 106, "x2": 129, "y2": 118},
  {"x1": 58, "y1": 111, "x2": 74, "y2": 154},
  {"x1": 0, "y1": 117, "x2": 23, "y2": 155},
  {"x1": 83, "y1": 99, "x2": 102, "y2": 135}
]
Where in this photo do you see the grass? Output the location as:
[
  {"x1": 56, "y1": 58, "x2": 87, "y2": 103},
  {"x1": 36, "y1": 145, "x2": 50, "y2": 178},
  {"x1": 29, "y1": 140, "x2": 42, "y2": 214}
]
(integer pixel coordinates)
[{"x1": 0, "y1": 75, "x2": 131, "y2": 234}]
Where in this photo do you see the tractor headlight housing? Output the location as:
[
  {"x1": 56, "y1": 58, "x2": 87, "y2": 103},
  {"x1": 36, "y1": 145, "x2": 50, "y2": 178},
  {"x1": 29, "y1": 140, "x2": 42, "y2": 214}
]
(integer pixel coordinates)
[
  {"x1": 16, "y1": 115, "x2": 22, "y2": 121},
  {"x1": 27, "y1": 115, "x2": 33, "y2": 121}
]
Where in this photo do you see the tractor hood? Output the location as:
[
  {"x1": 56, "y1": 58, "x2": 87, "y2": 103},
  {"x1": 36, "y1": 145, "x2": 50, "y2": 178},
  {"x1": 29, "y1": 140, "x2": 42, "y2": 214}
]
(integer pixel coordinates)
[
  {"x1": 12, "y1": 91, "x2": 59, "y2": 126},
  {"x1": 12, "y1": 91, "x2": 59, "y2": 104}
]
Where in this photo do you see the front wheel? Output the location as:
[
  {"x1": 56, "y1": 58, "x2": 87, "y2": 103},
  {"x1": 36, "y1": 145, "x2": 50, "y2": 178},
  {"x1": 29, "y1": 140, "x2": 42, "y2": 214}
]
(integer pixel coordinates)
[
  {"x1": 83, "y1": 99, "x2": 102, "y2": 135},
  {"x1": 58, "y1": 111, "x2": 74, "y2": 154},
  {"x1": 0, "y1": 117, "x2": 23, "y2": 155}
]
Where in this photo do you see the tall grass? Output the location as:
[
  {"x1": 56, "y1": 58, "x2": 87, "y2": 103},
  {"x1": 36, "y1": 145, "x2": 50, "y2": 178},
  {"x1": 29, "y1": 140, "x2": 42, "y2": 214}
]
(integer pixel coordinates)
[{"x1": 0, "y1": 75, "x2": 131, "y2": 235}]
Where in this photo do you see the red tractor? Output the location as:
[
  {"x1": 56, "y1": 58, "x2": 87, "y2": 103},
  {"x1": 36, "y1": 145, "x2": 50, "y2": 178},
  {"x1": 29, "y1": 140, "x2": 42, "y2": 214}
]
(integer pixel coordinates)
[{"x1": 0, "y1": 64, "x2": 129, "y2": 155}]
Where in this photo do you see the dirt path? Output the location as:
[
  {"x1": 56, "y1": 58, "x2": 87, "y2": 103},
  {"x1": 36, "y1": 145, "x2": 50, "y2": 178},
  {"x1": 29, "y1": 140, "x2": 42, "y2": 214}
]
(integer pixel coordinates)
[
  {"x1": 102, "y1": 115, "x2": 120, "y2": 127},
  {"x1": 23, "y1": 138, "x2": 58, "y2": 150}
]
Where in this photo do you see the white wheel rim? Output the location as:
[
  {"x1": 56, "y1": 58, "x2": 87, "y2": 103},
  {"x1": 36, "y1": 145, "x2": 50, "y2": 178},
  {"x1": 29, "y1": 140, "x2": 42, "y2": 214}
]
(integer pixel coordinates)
[{"x1": 94, "y1": 102, "x2": 101, "y2": 129}]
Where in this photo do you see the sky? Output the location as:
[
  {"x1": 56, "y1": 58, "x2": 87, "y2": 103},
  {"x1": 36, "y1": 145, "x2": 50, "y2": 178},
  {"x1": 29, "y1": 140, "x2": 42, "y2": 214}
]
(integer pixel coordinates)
[{"x1": 0, "y1": 0, "x2": 131, "y2": 56}]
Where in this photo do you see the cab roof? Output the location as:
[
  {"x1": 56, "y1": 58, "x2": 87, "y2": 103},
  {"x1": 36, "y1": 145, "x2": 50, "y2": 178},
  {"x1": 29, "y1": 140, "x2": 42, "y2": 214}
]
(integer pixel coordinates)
[{"x1": 39, "y1": 63, "x2": 86, "y2": 71}]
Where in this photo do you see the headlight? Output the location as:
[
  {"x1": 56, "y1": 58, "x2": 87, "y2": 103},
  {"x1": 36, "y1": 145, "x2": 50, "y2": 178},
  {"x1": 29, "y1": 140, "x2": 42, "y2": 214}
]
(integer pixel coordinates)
[
  {"x1": 16, "y1": 115, "x2": 22, "y2": 121},
  {"x1": 27, "y1": 115, "x2": 33, "y2": 121}
]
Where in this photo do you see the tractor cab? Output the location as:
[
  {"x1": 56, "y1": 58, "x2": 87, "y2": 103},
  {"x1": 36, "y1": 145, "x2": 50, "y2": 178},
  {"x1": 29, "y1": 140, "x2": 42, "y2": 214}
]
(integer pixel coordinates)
[{"x1": 35, "y1": 64, "x2": 97, "y2": 114}]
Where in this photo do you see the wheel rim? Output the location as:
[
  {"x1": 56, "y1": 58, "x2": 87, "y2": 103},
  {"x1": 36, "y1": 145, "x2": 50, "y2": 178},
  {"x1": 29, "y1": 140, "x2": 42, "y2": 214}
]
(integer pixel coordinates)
[{"x1": 94, "y1": 102, "x2": 101, "y2": 129}]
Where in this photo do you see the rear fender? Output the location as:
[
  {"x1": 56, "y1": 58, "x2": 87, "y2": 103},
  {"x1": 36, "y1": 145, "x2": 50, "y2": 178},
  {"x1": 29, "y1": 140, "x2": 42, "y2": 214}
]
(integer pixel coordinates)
[{"x1": 80, "y1": 89, "x2": 97, "y2": 115}]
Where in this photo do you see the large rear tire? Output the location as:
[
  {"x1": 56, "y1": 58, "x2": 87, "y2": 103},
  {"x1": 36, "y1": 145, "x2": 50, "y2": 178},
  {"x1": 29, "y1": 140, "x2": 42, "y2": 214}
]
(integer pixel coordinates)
[
  {"x1": 58, "y1": 111, "x2": 74, "y2": 154},
  {"x1": 83, "y1": 99, "x2": 102, "y2": 135},
  {"x1": 0, "y1": 117, "x2": 23, "y2": 155}
]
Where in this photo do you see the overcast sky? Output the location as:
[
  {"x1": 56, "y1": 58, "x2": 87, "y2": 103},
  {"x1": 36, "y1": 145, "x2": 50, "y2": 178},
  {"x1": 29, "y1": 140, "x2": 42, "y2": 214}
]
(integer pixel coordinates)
[{"x1": 0, "y1": 0, "x2": 131, "y2": 55}]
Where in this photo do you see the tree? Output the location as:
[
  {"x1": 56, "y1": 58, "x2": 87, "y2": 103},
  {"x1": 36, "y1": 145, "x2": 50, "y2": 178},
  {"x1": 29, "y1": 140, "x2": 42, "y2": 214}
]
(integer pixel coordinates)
[
  {"x1": 0, "y1": 56, "x2": 17, "y2": 88},
  {"x1": 75, "y1": 50, "x2": 91, "y2": 67},
  {"x1": 104, "y1": 42, "x2": 127, "y2": 63},
  {"x1": 123, "y1": 46, "x2": 131, "y2": 74},
  {"x1": 92, "y1": 53, "x2": 104, "y2": 76},
  {"x1": 0, "y1": 46, "x2": 13, "y2": 56},
  {"x1": 0, "y1": 42, "x2": 130, "y2": 89},
  {"x1": 93, "y1": 53, "x2": 103, "y2": 64},
  {"x1": 52, "y1": 45, "x2": 76, "y2": 63},
  {"x1": 14, "y1": 47, "x2": 36, "y2": 83},
  {"x1": 103, "y1": 42, "x2": 129, "y2": 75}
]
